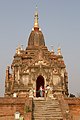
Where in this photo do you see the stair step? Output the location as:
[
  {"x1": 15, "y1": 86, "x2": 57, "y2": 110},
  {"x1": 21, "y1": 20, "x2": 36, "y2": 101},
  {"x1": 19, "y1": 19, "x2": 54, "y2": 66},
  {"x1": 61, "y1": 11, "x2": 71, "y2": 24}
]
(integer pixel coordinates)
[
  {"x1": 32, "y1": 98, "x2": 63, "y2": 120},
  {"x1": 33, "y1": 117, "x2": 63, "y2": 119}
]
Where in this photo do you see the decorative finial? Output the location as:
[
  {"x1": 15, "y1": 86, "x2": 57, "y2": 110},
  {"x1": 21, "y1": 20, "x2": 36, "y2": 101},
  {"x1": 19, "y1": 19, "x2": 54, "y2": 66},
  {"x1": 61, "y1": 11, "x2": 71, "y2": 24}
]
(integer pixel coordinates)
[
  {"x1": 16, "y1": 44, "x2": 21, "y2": 54},
  {"x1": 57, "y1": 47, "x2": 62, "y2": 55},
  {"x1": 51, "y1": 45, "x2": 54, "y2": 52},
  {"x1": 34, "y1": 5, "x2": 39, "y2": 29}
]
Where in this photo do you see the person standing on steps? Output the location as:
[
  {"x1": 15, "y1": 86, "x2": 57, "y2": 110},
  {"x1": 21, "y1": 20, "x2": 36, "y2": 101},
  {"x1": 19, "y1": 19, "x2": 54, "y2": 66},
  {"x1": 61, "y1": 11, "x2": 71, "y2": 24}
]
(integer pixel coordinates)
[
  {"x1": 39, "y1": 86, "x2": 44, "y2": 97},
  {"x1": 45, "y1": 85, "x2": 48, "y2": 97}
]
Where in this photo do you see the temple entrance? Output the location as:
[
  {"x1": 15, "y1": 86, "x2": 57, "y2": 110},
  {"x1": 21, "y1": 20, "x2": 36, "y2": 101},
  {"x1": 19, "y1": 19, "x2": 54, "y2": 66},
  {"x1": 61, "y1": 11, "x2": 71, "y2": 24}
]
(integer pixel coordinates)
[{"x1": 36, "y1": 75, "x2": 44, "y2": 97}]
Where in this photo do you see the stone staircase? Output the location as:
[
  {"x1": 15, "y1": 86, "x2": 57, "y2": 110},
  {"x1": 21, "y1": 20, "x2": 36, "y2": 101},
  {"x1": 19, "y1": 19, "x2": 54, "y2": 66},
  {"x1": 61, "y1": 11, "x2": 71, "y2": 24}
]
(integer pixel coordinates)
[{"x1": 32, "y1": 97, "x2": 63, "y2": 120}]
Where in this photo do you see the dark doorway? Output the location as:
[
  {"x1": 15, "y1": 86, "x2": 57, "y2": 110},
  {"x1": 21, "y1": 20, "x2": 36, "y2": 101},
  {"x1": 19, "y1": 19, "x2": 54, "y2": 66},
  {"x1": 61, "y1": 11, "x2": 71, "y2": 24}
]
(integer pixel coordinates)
[{"x1": 36, "y1": 75, "x2": 44, "y2": 97}]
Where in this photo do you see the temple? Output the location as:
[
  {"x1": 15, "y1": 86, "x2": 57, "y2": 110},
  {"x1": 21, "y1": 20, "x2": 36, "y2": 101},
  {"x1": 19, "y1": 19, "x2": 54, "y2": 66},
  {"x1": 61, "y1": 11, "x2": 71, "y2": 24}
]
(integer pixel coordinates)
[
  {"x1": 0, "y1": 8, "x2": 80, "y2": 120},
  {"x1": 5, "y1": 7, "x2": 68, "y2": 98}
]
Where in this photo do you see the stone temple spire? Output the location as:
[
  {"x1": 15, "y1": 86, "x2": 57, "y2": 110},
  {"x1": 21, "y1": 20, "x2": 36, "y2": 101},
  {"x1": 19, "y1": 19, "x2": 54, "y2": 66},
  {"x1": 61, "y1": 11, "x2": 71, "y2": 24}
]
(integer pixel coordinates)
[
  {"x1": 27, "y1": 6, "x2": 45, "y2": 47},
  {"x1": 34, "y1": 6, "x2": 39, "y2": 29}
]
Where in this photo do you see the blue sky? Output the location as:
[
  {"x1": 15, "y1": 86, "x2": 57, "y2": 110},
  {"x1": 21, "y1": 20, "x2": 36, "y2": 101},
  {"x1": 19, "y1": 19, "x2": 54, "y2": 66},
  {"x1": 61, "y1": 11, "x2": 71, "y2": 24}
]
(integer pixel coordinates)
[{"x1": 0, "y1": 0, "x2": 80, "y2": 96}]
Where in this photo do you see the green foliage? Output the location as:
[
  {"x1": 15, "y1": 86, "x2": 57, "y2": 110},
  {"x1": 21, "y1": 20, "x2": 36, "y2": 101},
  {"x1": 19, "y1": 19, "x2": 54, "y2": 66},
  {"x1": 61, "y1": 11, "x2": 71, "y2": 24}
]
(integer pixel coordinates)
[{"x1": 24, "y1": 105, "x2": 31, "y2": 113}]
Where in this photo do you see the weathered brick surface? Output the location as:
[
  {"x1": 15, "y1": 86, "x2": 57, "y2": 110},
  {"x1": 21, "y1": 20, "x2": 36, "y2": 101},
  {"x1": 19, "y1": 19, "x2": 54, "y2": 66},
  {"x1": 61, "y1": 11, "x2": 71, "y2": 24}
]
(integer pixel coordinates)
[
  {"x1": 0, "y1": 97, "x2": 32, "y2": 120},
  {"x1": 65, "y1": 98, "x2": 80, "y2": 120}
]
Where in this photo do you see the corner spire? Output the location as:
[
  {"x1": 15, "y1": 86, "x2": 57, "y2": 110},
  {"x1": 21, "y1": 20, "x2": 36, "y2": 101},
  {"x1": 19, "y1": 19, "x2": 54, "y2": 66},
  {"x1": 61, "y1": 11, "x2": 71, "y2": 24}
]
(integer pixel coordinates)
[
  {"x1": 34, "y1": 5, "x2": 39, "y2": 29},
  {"x1": 57, "y1": 47, "x2": 62, "y2": 55}
]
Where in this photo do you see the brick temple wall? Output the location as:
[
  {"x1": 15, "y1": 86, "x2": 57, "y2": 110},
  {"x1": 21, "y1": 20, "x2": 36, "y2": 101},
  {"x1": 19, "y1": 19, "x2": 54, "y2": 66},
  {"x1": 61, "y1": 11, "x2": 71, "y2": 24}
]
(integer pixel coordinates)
[
  {"x1": 65, "y1": 98, "x2": 80, "y2": 120},
  {"x1": 0, "y1": 97, "x2": 80, "y2": 120},
  {"x1": 0, "y1": 97, "x2": 32, "y2": 120}
]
